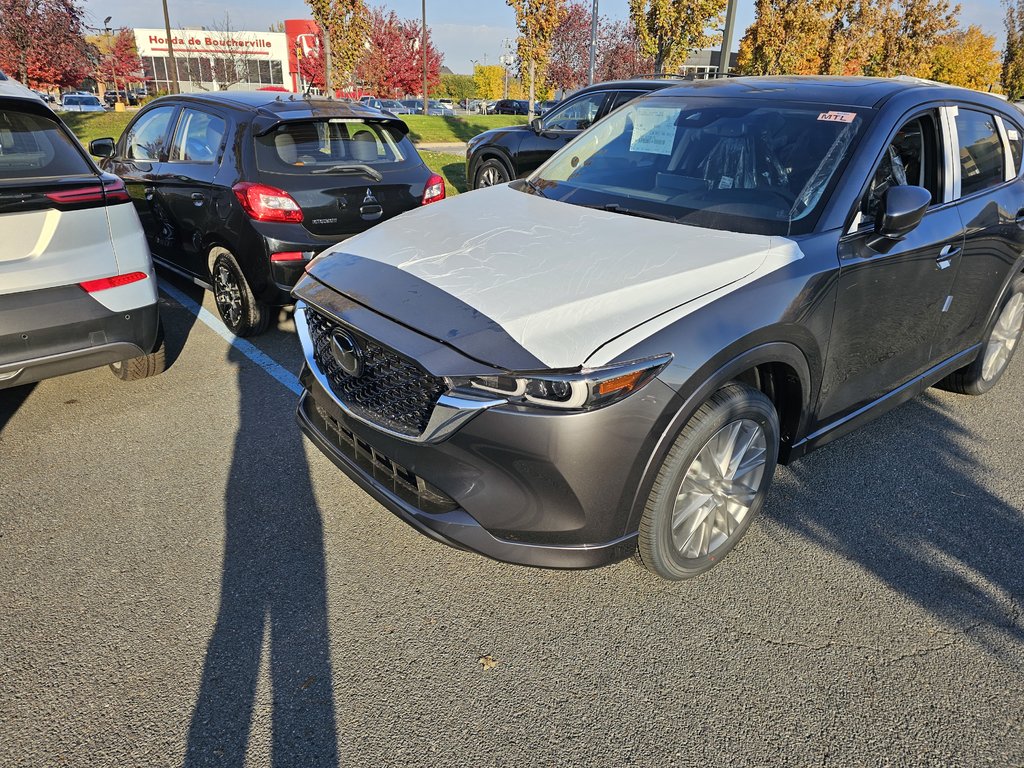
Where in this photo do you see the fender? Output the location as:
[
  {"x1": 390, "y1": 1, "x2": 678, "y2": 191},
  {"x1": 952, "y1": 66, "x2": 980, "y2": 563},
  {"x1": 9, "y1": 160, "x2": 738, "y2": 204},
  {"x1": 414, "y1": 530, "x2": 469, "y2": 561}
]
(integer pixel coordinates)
[
  {"x1": 622, "y1": 341, "x2": 814, "y2": 536},
  {"x1": 468, "y1": 146, "x2": 515, "y2": 184}
]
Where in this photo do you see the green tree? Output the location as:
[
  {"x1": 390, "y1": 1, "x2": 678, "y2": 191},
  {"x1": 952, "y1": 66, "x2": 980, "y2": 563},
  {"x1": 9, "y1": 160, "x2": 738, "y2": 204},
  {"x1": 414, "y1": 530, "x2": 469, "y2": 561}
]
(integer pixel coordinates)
[
  {"x1": 628, "y1": 0, "x2": 726, "y2": 75},
  {"x1": 439, "y1": 74, "x2": 477, "y2": 102},
  {"x1": 1004, "y1": 0, "x2": 1024, "y2": 99},
  {"x1": 507, "y1": 0, "x2": 565, "y2": 116}
]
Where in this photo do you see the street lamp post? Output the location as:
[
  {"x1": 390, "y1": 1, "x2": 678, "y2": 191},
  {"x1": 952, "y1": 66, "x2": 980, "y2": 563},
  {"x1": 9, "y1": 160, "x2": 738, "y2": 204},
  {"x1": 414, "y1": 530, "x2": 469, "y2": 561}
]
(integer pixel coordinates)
[
  {"x1": 718, "y1": 0, "x2": 738, "y2": 77},
  {"x1": 587, "y1": 0, "x2": 598, "y2": 86},
  {"x1": 421, "y1": 0, "x2": 428, "y2": 116},
  {"x1": 161, "y1": 0, "x2": 179, "y2": 93}
]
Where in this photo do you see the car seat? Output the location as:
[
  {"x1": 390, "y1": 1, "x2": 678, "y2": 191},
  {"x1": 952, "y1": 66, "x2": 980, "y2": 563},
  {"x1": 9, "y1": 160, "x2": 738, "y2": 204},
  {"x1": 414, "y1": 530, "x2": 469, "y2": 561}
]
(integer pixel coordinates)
[
  {"x1": 349, "y1": 129, "x2": 378, "y2": 162},
  {"x1": 274, "y1": 132, "x2": 298, "y2": 164}
]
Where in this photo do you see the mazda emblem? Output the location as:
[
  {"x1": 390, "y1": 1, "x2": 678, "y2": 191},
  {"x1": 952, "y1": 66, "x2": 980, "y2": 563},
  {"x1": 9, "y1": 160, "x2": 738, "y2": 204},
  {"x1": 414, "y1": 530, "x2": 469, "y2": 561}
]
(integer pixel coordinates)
[{"x1": 330, "y1": 329, "x2": 363, "y2": 377}]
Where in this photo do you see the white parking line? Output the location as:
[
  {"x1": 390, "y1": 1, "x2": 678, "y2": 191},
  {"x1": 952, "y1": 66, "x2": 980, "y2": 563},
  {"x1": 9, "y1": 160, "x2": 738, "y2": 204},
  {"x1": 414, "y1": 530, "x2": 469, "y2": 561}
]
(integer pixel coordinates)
[{"x1": 159, "y1": 280, "x2": 303, "y2": 396}]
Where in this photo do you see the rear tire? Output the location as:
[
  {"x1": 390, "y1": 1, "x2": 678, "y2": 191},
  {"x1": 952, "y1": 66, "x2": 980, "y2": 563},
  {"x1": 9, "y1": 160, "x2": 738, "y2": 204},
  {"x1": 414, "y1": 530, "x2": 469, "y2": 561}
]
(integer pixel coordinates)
[
  {"x1": 635, "y1": 383, "x2": 779, "y2": 581},
  {"x1": 937, "y1": 275, "x2": 1024, "y2": 395},
  {"x1": 210, "y1": 248, "x2": 271, "y2": 337},
  {"x1": 111, "y1": 321, "x2": 166, "y2": 381}
]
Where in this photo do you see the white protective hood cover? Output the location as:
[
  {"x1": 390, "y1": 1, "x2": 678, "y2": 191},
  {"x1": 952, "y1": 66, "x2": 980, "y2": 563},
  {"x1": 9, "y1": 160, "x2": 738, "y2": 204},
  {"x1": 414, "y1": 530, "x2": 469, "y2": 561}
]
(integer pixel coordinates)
[{"x1": 335, "y1": 184, "x2": 801, "y2": 369}]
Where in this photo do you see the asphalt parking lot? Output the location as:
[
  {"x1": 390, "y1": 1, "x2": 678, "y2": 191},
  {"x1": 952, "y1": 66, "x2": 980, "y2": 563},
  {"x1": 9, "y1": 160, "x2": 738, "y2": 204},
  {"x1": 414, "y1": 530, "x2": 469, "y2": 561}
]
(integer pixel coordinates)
[{"x1": 1, "y1": 272, "x2": 1023, "y2": 767}]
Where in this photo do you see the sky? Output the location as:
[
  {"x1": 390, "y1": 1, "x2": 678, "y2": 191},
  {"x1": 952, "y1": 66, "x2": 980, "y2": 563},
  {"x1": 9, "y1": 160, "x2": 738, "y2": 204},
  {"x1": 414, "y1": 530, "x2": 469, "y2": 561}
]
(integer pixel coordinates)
[{"x1": 80, "y1": 0, "x2": 1008, "y2": 75}]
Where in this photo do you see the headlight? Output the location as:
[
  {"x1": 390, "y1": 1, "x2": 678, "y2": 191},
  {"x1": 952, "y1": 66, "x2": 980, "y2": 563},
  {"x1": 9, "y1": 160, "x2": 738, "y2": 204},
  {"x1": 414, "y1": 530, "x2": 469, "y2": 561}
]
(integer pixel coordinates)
[{"x1": 449, "y1": 354, "x2": 671, "y2": 411}]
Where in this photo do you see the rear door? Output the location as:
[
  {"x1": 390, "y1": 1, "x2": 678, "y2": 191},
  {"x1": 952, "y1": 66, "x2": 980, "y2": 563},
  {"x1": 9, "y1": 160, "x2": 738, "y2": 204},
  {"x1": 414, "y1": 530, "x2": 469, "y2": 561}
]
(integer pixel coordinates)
[
  {"x1": 0, "y1": 98, "x2": 117, "y2": 294},
  {"x1": 252, "y1": 118, "x2": 425, "y2": 240},
  {"x1": 104, "y1": 103, "x2": 178, "y2": 259},
  {"x1": 933, "y1": 106, "x2": 1024, "y2": 357},
  {"x1": 157, "y1": 106, "x2": 229, "y2": 277}
]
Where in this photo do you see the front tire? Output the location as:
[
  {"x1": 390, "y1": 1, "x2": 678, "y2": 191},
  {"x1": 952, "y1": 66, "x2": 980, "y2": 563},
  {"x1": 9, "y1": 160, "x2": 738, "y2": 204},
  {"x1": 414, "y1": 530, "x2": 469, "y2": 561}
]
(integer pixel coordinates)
[
  {"x1": 473, "y1": 158, "x2": 510, "y2": 189},
  {"x1": 210, "y1": 248, "x2": 271, "y2": 337},
  {"x1": 635, "y1": 383, "x2": 780, "y2": 581},
  {"x1": 938, "y1": 275, "x2": 1024, "y2": 395}
]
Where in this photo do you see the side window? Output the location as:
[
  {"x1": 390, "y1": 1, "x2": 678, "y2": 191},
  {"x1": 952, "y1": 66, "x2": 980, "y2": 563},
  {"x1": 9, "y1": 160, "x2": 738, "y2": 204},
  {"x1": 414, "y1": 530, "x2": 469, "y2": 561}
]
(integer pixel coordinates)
[
  {"x1": 543, "y1": 92, "x2": 607, "y2": 132},
  {"x1": 125, "y1": 106, "x2": 175, "y2": 161},
  {"x1": 608, "y1": 90, "x2": 644, "y2": 113},
  {"x1": 168, "y1": 108, "x2": 225, "y2": 163},
  {"x1": 861, "y1": 112, "x2": 942, "y2": 223},
  {"x1": 955, "y1": 109, "x2": 1005, "y2": 197},
  {"x1": 1001, "y1": 116, "x2": 1023, "y2": 176}
]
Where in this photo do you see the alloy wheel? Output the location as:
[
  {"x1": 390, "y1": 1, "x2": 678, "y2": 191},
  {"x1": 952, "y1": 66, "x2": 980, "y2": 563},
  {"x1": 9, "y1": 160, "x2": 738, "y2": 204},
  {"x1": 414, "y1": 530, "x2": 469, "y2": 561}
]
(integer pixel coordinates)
[
  {"x1": 671, "y1": 418, "x2": 768, "y2": 559},
  {"x1": 214, "y1": 263, "x2": 243, "y2": 329},
  {"x1": 478, "y1": 166, "x2": 506, "y2": 187},
  {"x1": 982, "y1": 293, "x2": 1024, "y2": 381}
]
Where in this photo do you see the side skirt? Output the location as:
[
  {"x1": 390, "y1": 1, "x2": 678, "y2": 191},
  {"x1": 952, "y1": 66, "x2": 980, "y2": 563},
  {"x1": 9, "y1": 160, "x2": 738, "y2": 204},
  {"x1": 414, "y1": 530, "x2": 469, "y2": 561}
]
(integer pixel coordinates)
[{"x1": 788, "y1": 344, "x2": 981, "y2": 461}]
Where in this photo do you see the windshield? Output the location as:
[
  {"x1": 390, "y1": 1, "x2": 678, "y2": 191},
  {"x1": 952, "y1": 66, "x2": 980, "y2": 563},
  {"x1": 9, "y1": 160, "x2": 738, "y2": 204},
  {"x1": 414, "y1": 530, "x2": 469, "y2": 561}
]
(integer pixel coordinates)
[
  {"x1": 254, "y1": 119, "x2": 411, "y2": 175},
  {"x1": 530, "y1": 96, "x2": 867, "y2": 236}
]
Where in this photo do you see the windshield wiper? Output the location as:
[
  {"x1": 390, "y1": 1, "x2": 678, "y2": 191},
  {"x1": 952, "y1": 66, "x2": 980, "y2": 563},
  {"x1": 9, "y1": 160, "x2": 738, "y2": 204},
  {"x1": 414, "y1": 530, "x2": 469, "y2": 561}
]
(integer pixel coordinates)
[
  {"x1": 583, "y1": 202, "x2": 678, "y2": 223},
  {"x1": 311, "y1": 163, "x2": 383, "y2": 181},
  {"x1": 523, "y1": 178, "x2": 547, "y2": 198}
]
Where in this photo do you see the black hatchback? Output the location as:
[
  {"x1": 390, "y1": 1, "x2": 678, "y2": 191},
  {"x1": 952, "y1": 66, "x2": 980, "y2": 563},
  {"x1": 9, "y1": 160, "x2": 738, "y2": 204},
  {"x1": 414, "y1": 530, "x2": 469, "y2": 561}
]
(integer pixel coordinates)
[{"x1": 89, "y1": 92, "x2": 444, "y2": 335}]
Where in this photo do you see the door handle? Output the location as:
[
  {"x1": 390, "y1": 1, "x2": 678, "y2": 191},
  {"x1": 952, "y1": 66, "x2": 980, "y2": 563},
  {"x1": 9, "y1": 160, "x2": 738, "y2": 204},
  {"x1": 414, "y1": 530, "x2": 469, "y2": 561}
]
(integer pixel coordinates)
[
  {"x1": 191, "y1": 192, "x2": 205, "y2": 207},
  {"x1": 144, "y1": 186, "x2": 155, "y2": 201},
  {"x1": 936, "y1": 243, "x2": 961, "y2": 269}
]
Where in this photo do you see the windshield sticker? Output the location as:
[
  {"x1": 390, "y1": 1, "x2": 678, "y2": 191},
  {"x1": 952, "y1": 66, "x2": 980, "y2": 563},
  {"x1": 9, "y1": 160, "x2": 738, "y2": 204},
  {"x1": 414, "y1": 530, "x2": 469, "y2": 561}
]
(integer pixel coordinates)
[
  {"x1": 1009, "y1": 128, "x2": 1020, "y2": 141},
  {"x1": 817, "y1": 111, "x2": 857, "y2": 123},
  {"x1": 630, "y1": 108, "x2": 681, "y2": 155},
  {"x1": 718, "y1": 176, "x2": 734, "y2": 189}
]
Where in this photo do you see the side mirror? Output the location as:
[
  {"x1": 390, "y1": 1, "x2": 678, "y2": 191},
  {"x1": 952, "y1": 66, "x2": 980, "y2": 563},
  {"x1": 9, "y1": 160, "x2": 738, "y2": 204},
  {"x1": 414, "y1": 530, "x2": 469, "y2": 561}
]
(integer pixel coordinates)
[
  {"x1": 530, "y1": 117, "x2": 543, "y2": 134},
  {"x1": 867, "y1": 185, "x2": 931, "y2": 251},
  {"x1": 89, "y1": 137, "x2": 115, "y2": 158}
]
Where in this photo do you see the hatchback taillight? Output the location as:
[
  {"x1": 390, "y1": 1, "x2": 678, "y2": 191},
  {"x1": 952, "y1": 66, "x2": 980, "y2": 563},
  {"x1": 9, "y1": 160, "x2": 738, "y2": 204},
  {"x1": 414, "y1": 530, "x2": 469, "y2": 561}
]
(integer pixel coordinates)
[
  {"x1": 422, "y1": 174, "x2": 446, "y2": 205},
  {"x1": 232, "y1": 182, "x2": 303, "y2": 223}
]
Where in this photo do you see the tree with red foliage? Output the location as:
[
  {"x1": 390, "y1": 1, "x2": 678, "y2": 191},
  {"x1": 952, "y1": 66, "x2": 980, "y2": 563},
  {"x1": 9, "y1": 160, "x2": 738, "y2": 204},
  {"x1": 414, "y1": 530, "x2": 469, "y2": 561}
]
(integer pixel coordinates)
[
  {"x1": 547, "y1": 2, "x2": 652, "y2": 92},
  {"x1": 298, "y1": 39, "x2": 327, "y2": 91},
  {"x1": 0, "y1": 0, "x2": 91, "y2": 88},
  {"x1": 102, "y1": 28, "x2": 144, "y2": 98},
  {"x1": 355, "y1": 7, "x2": 442, "y2": 97}
]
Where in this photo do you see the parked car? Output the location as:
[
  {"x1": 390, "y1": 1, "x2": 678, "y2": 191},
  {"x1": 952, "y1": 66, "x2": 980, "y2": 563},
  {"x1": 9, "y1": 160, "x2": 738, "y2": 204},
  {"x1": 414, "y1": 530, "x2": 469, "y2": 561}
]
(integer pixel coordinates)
[
  {"x1": 0, "y1": 72, "x2": 164, "y2": 389},
  {"x1": 398, "y1": 99, "x2": 424, "y2": 115},
  {"x1": 293, "y1": 76, "x2": 1024, "y2": 579},
  {"x1": 361, "y1": 97, "x2": 412, "y2": 115},
  {"x1": 104, "y1": 90, "x2": 139, "y2": 107},
  {"x1": 60, "y1": 94, "x2": 106, "y2": 112},
  {"x1": 89, "y1": 92, "x2": 445, "y2": 336},
  {"x1": 491, "y1": 99, "x2": 529, "y2": 115},
  {"x1": 467, "y1": 78, "x2": 682, "y2": 189}
]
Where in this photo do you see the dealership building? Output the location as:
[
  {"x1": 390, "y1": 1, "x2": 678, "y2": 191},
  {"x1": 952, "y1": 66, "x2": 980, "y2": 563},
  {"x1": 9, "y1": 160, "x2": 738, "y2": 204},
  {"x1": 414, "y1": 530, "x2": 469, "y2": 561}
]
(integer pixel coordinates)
[{"x1": 133, "y1": 21, "x2": 320, "y2": 94}]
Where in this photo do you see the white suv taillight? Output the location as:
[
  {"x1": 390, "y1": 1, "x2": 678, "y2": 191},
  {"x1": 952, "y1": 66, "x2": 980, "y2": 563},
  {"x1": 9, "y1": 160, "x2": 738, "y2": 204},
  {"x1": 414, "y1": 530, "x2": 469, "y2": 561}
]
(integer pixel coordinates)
[
  {"x1": 422, "y1": 174, "x2": 446, "y2": 205},
  {"x1": 232, "y1": 182, "x2": 303, "y2": 223}
]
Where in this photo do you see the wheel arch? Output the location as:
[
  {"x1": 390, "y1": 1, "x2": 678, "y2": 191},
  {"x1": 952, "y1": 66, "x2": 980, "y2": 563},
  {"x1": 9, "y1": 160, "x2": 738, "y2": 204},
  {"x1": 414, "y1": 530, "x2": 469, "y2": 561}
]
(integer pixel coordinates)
[
  {"x1": 470, "y1": 148, "x2": 515, "y2": 185},
  {"x1": 623, "y1": 341, "x2": 813, "y2": 535}
]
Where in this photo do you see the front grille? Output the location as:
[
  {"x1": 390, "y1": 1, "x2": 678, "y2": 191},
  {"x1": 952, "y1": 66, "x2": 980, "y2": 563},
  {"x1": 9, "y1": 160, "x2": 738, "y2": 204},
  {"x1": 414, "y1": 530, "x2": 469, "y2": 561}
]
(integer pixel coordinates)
[{"x1": 305, "y1": 305, "x2": 447, "y2": 437}]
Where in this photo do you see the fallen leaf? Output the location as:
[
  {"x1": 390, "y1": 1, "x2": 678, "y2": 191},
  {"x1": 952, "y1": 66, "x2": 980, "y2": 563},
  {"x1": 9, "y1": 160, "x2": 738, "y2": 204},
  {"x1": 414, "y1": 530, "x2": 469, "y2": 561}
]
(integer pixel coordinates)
[{"x1": 477, "y1": 655, "x2": 498, "y2": 671}]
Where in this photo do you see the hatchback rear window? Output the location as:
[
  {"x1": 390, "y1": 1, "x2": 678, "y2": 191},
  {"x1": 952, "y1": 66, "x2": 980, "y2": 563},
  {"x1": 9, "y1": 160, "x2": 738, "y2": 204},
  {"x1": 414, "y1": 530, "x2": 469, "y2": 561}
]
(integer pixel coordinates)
[
  {"x1": 255, "y1": 120, "x2": 408, "y2": 175},
  {"x1": 0, "y1": 106, "x2": 92, "y2": 180}
]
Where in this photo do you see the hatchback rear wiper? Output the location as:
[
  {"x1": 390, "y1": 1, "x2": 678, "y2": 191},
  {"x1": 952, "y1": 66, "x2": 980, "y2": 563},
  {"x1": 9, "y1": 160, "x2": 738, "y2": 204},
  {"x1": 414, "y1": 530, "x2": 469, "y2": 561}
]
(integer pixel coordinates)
[
  {"x1": 583, "y1": 203, "x2": 678, "y2": 223},
  {"x1": 311, "y1": 164, "x2": 383, "y2": 181}
]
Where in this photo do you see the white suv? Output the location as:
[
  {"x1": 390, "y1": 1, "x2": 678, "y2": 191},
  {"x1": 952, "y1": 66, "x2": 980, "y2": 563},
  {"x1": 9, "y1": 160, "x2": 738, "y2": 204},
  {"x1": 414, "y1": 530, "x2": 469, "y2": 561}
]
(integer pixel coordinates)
[{"x1": 0, "y1": 72, "x2": 164, "y2": 388}]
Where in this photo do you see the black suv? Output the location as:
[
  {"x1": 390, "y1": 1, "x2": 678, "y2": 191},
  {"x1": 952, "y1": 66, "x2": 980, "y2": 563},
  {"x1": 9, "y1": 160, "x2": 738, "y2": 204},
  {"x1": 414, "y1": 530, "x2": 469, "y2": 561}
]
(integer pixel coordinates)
[
  {"x1": 89, "y1": 92, "x2": 445, "y2": 335},
  {"x1": 467, "y1": 78, "x2": 681, "y2": 188}
]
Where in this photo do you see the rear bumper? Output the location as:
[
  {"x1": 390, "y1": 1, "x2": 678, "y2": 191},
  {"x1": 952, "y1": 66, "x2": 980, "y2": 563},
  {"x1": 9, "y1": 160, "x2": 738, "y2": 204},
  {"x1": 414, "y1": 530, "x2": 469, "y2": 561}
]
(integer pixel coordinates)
[
  {"x1": 0, "y1": 284, "x2": 159, "y2": 389},
  {"x1": 248, "y1": 221, "x2": 352, "y2": 302}
]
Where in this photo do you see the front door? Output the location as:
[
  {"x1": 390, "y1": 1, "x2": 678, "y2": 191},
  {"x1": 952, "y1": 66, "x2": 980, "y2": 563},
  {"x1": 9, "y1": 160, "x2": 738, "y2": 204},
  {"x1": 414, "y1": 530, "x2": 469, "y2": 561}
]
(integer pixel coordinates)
[
  {"x1": 819, "y1": 109, "x2": 964, "y2": 422},
  {"x1": 516, "y1": 90, "x2": 611, "y2": 176}
]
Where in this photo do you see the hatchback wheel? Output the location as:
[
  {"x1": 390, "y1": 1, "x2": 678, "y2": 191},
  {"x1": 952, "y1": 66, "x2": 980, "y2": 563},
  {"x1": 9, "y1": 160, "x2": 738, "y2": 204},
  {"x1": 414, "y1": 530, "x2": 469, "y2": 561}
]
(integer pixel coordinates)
[
  {"x1": 110, "y1": 320, "x2": 166, "y2": 381},
  {"x1": 938, "y1": 275, "x2": 1024, "y2": 395},
  {"x1": 211, "y1": 248, "x2": 271, "y2": 337},
  {"x1": 474, "y1": 159, "x2": 510, "y2": 189},
  {"x1": 636, "y1": 383, "x2": 779, "y2": 581}
]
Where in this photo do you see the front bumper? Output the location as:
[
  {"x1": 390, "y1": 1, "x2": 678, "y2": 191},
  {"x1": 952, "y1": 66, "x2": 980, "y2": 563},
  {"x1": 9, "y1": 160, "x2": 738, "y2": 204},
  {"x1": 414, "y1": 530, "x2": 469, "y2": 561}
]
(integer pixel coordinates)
[
  {"x1": 0, "y1": 284, "x2": 159, "y2": 389},
  {"x1": 292, "y1": 297, "x2": 677, "y2": 570}
]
